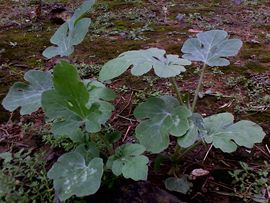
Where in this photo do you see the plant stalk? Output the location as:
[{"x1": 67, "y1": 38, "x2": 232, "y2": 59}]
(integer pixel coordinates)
[
  {"x1": 172, "y1": 145, "x2": 181, "y2": 161},
  {"x1": 192, "y1": 63, "x2": 207, "y2": 111},
  {"x1": 170, "y1": 77, "x2": 184, "y2": 105},
  {"x1": 177, "y1": 141, "x2": 202, "y2": 161}
]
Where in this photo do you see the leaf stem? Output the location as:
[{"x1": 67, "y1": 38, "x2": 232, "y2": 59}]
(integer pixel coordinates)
[
  {"x1": 172, "y1": 145, "x2": 181, "y2": 161},
  {"x1": 170, "y1": 77, "x2": 184, "y2": 105},
  {"x1": 177, "y1": 141, "x2": 202, "y2": 161},
  {"x1": 192, "y1": 63, "x2": 207, "y2": 111}
]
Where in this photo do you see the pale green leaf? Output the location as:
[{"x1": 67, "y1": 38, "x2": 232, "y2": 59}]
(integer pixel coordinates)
[
  {"x1": 42, "y1": 46, "x2": 61, "y2": 59},
  {"x1": 42, "y1": 1, "x2": 95, "y2": 59},
  {"x1": 112, "y1": 160, "x2": 124, "y2": 176},
  {"x1": 2, "y1": 70, "x2": 52, "y2": 115},
  {"x1": 122, "y1": 156, "x2": 148, "y2": 181},
  {"x1": 70, "y1": 18, "x2": 91, "y2": 45},
  {"x1": 204, "y1": 112, "x2": 266, "y2": 153},
  {"x1": 99, "y1": 48, "x2": 191, "y2": 81},
  {"x1": 134, "y1": 96, "x2": 192, "y2": 153},
  {"x1": 177, "y1": 123, "x2": 199, "y2": 148},
  {"x1": 72, "y1": 0, "x2": 96, "y2": 23},
  {"x1": 44, "y1": 23, "x2": 74, "y2": 58},
  {"x1": 84, "y1": 80, "x2": 115, "y2": 124},
  {"x1": 164, "y1": 175, "x2": 192, "y2": 194},
  {"x1": 107, "y1": 144, "x2": 148, "y2": 181},
  {"x1": 48, "y1": 152, "x2": 103, "y2": 201},
  {"x1": 181, "y1": 30, "x2": 242, "y2": 66}
]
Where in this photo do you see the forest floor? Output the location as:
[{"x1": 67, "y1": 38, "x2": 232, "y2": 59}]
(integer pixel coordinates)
[{"x1": 0, "y1": 0, "x2": 269, "y2": 202}]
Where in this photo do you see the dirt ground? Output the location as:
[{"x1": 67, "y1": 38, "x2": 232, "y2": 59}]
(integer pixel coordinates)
[{"x1": 0, "y1": 0, "x2": 269, "y2": 202}]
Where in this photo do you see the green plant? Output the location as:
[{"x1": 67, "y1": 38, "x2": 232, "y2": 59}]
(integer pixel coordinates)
[
  {"x1": 229, "y1": 161, "x2": 270, "y2": 203},
  {"x1": 0, "y1": 150, "x2": 54, "y2": 203},
  {"x1": 2, "y1": 2, "x2": 149, "y2": 200},
  {"x1": 99, "y1": 30, "x2": 266, "y2": 192},
  {"x1": 1, "y1": 2, "x2": 266, "y2": 201},
  {"x1": 42, "y1": 134, "x2": 77, "y2": 151},
  {"x1": 42, "y1": 0, "x2": 95, "y2": 58}
]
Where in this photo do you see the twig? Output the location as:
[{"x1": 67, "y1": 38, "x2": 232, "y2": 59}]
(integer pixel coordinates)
[
  {"x1": 203, "y1": 144, "x2": 213, "y2": 162},
  {"x1": 117, "y1": 115, "x2": 137, "y2": 122},
  {"x1": 0, "y1": 127, "x2": 9, "y2": 137},
  {"x1": 266, "y1": 144, "x2": 270, "y2": 155},
  {"x1": 122, "y1": 126, "x2": 132, "y2": 141},
  {"x1": 118, "y1": 91, "x2": 134, "y2": 115},
  {"x1": 7, "y1": 112, "x2": 14, "y2": 124},
  {"x1": 255, "y1": 145, "x2": 270, "y2": 158},
  {"x1": 208, "y1": 181, "x2": 236, "y2": 192}
]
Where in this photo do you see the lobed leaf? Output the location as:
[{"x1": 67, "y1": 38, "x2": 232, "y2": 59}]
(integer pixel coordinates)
[
  {"x1": 2, "y1": 70, "x2": 52, "y2": 115},
  {"x1": 99, "y1": 48, "x2": 191, "y2": 81},
  {"x1": 106, "y1": 144, "x2": 149, "y2": 181},
  {"x1": 134, "y1": 96, "x2": 192, "y2": 153},
  {"x1": 204, "y1": 112, "x2": 266, "y2": 153},
  {"x1": 181, "y1": 30, "x2": 242, "y2": 66},
  {"x1": 42, "y1": 61, "x2": 114, "y2": 138},
  {"x1": 48, "y1": 152, "x2": 103, "y2": 201}
]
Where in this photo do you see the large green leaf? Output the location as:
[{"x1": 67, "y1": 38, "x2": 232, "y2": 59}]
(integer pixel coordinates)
[
  {"x1": 181, "y1": 30, "x2": 242, "y2": 66},
  {"x1": 99, "y1": 48, "x2": 191, "y2": 81},
  {"x1": 204, "y1": 112, "x2": 265, "y2": 153},
  {"x1": 2, "y1": 70, "x2": 52, "y2": 115},
  {"x1": 134, "y1": 96, "x2": 192, "y2": 153},
  {"x1": 106, "y1": 144, "x2": 149, "y2": 181},
  {"x1": 42, "y1": 61, "x2": 114, "y2": 137},
  {"x1": 48, "y1": 152, "x2": 103, "y2": 201},
  {"x1": 42, "y1": 0, "x2": 95, "y2": 58}
]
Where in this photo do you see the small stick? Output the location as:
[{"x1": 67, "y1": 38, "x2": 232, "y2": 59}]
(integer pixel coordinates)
[
  {"x1": 122, "y1": 125, "x2": 132, "y2": 141},
  {"x1": 255, "y1": 145, "x2": 270, "y2": 158},
  {"x1": 203, "y1": 144, "x2": 213, "y2": 162},
  {"x1": 266, "y1": 144, "x2": 270, "y2": 155},
  {"x1": 0, "y1": 128, "x2": 9, "y2": 137},
  {"x1": 7, "y1": 112, "x2": 14, "y2": 124},
  {"x1": 117, "y1": 115, "x2": 136, "y2": 122},
  {"x1": 118, "y1": 91, "x2": 134, "y2": 115}
]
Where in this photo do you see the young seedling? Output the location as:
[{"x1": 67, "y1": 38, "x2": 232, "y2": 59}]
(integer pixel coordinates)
[{"x1": 43, "y1": 0, "x2": 95, "y2": 58}]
